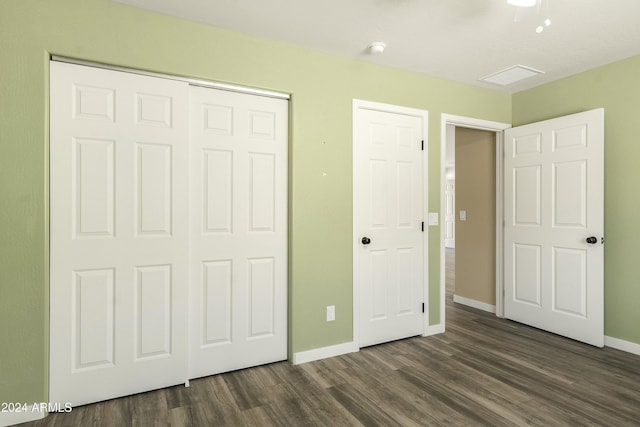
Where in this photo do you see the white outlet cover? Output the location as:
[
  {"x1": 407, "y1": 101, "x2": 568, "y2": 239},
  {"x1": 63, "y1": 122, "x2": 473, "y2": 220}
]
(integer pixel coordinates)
[
  {"x1": 326, "y1": 305, "x2": 335, "y2": 322},
  {"x1": 428, "y1": 212, "x2": 439, "y2": 226}
]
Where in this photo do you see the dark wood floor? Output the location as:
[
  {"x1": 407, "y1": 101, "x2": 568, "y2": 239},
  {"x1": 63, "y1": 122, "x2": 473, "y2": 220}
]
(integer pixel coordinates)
[{"x1": 23, "y1": 249, "x2": 640, "y2": 426}]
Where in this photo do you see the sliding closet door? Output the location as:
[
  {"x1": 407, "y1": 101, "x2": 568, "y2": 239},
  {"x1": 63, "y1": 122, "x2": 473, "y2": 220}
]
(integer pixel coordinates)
[
  {"x1": 50, "y1": 61, "x2": 189, "y2": 406},
  {"x1": 189, "y1": 86, "x2": 288, "y2": 378}
]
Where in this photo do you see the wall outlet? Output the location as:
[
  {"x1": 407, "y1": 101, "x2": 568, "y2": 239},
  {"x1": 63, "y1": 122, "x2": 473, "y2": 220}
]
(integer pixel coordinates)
[{"x1": 326, "y1": 305, "x2": 336, "y2": 322}]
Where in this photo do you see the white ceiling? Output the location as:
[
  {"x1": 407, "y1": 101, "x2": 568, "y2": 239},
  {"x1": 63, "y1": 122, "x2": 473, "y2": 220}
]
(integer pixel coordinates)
[{"x1": 111, "y1": 0, "x2": 640, "y2": 93}]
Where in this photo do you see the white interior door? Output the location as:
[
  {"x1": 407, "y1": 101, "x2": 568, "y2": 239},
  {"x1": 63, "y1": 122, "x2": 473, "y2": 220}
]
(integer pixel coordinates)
[
  {"x1": 504, "y1": 108, "x2": 604, "y2": 347},
  {"x1": 445, "y1": 181, "x2": 455, "y2": 248},
  {"x1": 354, "y1": 101, "x2": 427, "y2": 348},
  {"x1": 50, "y1": 62, "x2": 189, "y2": 405},
  {"x1": 188, "y1": 86, "x2": 288, "y2": 378}
]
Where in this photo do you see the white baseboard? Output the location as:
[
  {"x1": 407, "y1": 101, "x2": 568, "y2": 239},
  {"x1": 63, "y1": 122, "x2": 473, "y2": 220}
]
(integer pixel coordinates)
[
  {"x1": 423, "y1": 323, "x2": 445, "y2": 336},
  {"x1": 292, "y1": 341, "x2": 359, "y2": 365},
  {"x1": 453, "y1": 295, "x2": 496, "y2": 314},
  {"x1": 0, "y1": 407, "x2": 46, "y2": 427},
  {"x1": 605, "y1": 335, "x2": 640, "y2": 356}
]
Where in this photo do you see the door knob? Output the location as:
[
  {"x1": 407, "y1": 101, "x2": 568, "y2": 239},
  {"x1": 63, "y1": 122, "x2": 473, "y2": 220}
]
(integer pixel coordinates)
[
  {"x1": 586, "y1": 236, "x2": 598, "y2": 244},
  {"x1": 361, "y1": 237, "x2": 371, "y2": 245}
]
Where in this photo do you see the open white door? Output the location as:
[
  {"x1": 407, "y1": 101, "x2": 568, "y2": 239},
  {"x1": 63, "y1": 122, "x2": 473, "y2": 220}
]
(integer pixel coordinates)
[
  {"x1": 354, "y1": 100, "x2": 427, "y2": 348},
  {"x1": 504, "y1": 108, "x2": 604, "y2": 347}
]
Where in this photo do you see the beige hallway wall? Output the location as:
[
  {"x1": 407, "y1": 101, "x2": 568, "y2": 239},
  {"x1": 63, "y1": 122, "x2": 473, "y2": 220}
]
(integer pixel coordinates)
[{"x1": 455, "y1": 127, "x2": 496, "y2": 306}]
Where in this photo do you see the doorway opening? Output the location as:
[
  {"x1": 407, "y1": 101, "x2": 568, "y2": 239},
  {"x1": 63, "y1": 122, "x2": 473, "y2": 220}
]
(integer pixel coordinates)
[
  {"x1": 439, "y1": 115, "x2": 511, "y2": 329},
  {"x1": 449, "y1": 127, "x2": 497, "y2": 313}
]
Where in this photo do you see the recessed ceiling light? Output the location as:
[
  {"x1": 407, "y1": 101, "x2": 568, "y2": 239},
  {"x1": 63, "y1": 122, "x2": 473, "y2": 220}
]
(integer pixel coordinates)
[
  {"x1": 480, "y1": 65, "x2": 544, "y2": 86},
  {"x1": 367, "y1": 42, "x2": 386, "y2": 54}
]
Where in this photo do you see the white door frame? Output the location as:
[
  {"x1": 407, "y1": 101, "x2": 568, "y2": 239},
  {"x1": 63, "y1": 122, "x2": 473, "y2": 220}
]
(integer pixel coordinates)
[
  {"x1": 353, "y1": 99, "x2": 429, "y2": 347},
  {"x1": 439, "y1": 114, "x2": 511, "y2": 326}
]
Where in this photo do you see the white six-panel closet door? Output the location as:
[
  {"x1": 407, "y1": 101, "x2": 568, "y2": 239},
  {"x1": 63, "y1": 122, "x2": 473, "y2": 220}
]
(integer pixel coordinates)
[
  {"x1": 49, "y1": 61, "x2": 190, "y2": 406},
  {"x1": 188, "y1": 86, "x2": 288, "y2": 379}
]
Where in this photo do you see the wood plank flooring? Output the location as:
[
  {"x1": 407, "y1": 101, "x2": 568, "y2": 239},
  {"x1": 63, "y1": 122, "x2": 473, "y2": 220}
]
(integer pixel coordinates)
[{"x1": 23, "y1": 249, "x2": 640, "y2": 426}]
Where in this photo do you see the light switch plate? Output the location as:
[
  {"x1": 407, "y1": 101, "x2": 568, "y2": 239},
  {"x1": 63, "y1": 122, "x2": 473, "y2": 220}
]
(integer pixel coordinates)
[
  {"x1": 326, "y1": 305, "x2": 335, "y2": 322},
  {"x1": 428, "y1": 212, "x2": 439, "y2": 226},
  {"x1": 460, "y1": 210, "x2": 467, "y2": 221}
]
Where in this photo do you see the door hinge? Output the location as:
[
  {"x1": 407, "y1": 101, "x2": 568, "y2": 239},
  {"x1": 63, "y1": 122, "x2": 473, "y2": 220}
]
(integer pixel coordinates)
[
  {"x1": 422, "y1": 303, "x2": 425, "y2": 313},
  {"x1": 421, "y1": 140, "x2": 424, "y2": 151},
  {"x1": 421, "y1": 221, "x2": 424, "y2": 232}
]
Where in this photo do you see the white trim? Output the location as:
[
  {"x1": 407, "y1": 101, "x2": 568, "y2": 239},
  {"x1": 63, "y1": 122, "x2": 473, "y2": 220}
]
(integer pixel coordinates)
[
  {"x1": 353, "y1": 99, "x2": 429, "y2": 348},
  {"x1": 441, "y1": 115, "x2": 511, "y2": 132},
  {"x1": 604, "y1": 336, "x2": 640, "y2": 356},
  {"x1": 352, "y1": 100, "x2": 361, "y2": 348},
  {"x1": 423, "y1": 323, "x2": 445, "y2": 336},
  {"x1": 453, "y1": 295, "x2": 497, "y2": 314},
  {"x1": 439, "y1": 114, "x2": 511, "y2": 332},
  {"x1": 495, "y1": 130, "x2": 505, "y2": 318},
  {"x1": 0, "y1": 407, "x2": 46, "y2": 427},
  {"x1": 50, "y1": 55, "x2": 290, "y2": 100},
  {"x1": 292, "y1": 341, "x2": 359, "y2": 365},
  {"x1": 290, "y1": 336, "x2": 640, "y2": 366},
  {"x1": 353, "y1": 99, "x2": 430, "y2": 117}
]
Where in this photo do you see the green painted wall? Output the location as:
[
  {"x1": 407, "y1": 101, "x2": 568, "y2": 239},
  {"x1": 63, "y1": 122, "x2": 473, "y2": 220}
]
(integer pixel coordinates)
[
  {"x1": 513, "y1": 56, "x2": 640, "y2": 346},
  {"x1": 0, "y1": 0, "x2": 510, "y2": 405}
]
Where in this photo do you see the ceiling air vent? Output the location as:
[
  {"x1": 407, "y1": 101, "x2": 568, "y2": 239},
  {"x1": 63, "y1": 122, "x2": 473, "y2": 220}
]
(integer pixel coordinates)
[{"x1": 480, "y1": 65, "x2": 544, "y2": 86}]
